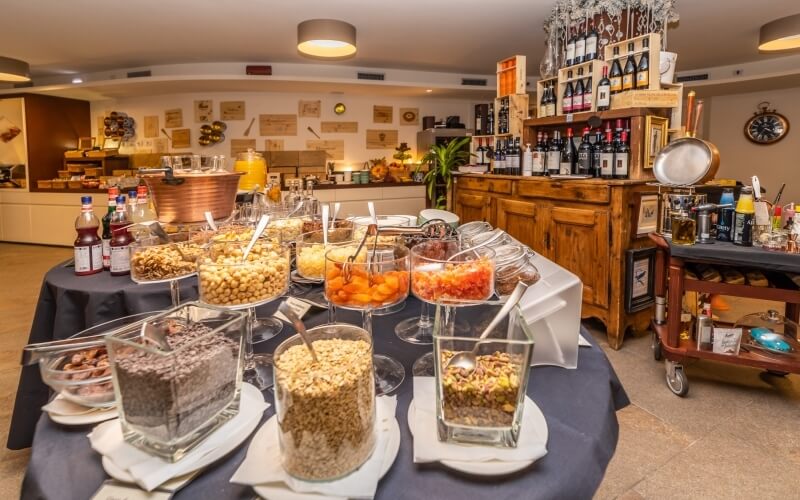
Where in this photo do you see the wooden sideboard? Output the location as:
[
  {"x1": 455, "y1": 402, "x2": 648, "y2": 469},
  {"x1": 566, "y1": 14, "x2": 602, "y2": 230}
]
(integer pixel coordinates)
[{"x1": 453, "y1": 173, "x2": 656, "y2": 349}]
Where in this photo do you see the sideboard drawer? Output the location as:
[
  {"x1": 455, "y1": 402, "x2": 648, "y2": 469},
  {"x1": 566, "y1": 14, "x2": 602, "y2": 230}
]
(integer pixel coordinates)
[
  {"x1": 518, "y1": 180, "x2": 610, "y2": 204},
  {"x1": 457, "y1": 177, "x2": 512, "y2": 194}
]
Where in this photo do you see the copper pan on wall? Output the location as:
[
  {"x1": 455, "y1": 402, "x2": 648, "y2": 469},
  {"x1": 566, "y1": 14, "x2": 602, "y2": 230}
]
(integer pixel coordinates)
[{"x1": 141, "y1": 171, "x2": 243, "y2": 223}]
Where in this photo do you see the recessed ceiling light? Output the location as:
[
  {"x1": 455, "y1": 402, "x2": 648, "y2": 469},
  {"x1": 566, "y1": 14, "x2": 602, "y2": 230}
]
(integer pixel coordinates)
[
  {"x1": 0, "y1": 56, "x2": 31, "y2": 82},
  {"x1": 72, "y1": 77, "x2": 83, "y2": 84},
  {"x1": 425, "y1": 89, "x2": 433, "y2": 93},
  {"x1": 297, "y1": 19, "x2": 357, "y2": 58},
  {"x1": 759, "y1": 13, "x2": 800, "y2": 51}
]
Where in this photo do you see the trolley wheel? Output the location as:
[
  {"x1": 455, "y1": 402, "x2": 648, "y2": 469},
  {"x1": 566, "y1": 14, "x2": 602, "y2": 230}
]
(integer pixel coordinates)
[
  {"x1": 652, "y1": 331, "x2": 663, "y2": 361},
  {"x1": 665, "y1": 365, "x2": 689, "y2": 397},
  {"x1": 765, "y1": 370, "x2": 790, "y2": 377}
]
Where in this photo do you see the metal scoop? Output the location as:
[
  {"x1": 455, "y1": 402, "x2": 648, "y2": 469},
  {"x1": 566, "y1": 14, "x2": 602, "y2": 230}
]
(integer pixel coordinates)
[
  {"x1": 445, "y1": 282, "x2": 529, "y2": 373},
  {"x1": 342, "y1": 223, "x2": 378, "y2": 282},
  {"x1": 278, "y1": 302, "x2": 318, "y2": 362}
]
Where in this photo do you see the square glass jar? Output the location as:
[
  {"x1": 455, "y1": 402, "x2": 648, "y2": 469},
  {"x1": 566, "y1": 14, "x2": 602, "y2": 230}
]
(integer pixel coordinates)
[
  {"x1": 106, "y1": 302, "x2": 246, "y2": 462},
  {"x1": 433, "y1": 300, "x2": 534, "y2": 448}
]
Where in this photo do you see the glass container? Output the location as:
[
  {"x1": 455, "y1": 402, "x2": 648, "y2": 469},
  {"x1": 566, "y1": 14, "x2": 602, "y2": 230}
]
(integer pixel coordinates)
[
  {"x1": 671, "y1": 210, "x2": 696, "y2": 246},
  {"x1": 295, "y1": 228, "x2": 355, "y2": 280},
  {"x1": 735, "y1": 309, "x2": 800, "y2": 355},
  {"x1": 433, "y1": 300, "x2": 534, "y2": 447},
  {"x1": 467, "y1": 228, "x2": 512, "y2": 249},
  {"x1": 233, "y1": 149, "x2": 267, "y2": 191},
  {"x1": 106, "y1": 302, "x2": 246, "y2": 462},
  {"x1": 273, "y1": 323, "x2": 375, "y2": 481},
  {"x1": 456, "y1": 221, "x2": 493, "y2": 240},
  {"x1": 495, "y1": 251, "x2": 541, "y2": 297},
  {"x1": 411, "y1": 243, "x2": 496, "y2": 304},
  {"x1": 268, "y1": 216, "x2": 307, "y2": 243}
]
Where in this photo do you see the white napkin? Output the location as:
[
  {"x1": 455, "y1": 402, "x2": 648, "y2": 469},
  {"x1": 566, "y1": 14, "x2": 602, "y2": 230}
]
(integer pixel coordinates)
[
  {"x1": 231, "y1": 396, "x2": 396, "y2": 500},
  {"x1": 578, "y1": 334, "x2": 592, "y2": 347},
  {"x1": 43, "y1": 396, "x2": 107, "y2": 416},
  {"x1": 412, "y1": 377, "x2": 547, "y2": 463},
  {"x1": 89, "y1": 384, "x2": 268, "y2": 491}
]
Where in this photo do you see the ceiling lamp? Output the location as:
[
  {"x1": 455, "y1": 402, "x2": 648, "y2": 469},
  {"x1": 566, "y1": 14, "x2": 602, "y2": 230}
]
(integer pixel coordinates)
[
  {"x1": 297, "y1": 19, "x2": 357, "y2": 58},
  {"x1": 759, "y1": 13, "x2": 800, "y2": 51},
  {"x1": 0, "y1": 56, "x2": 31, "y2": 82}
]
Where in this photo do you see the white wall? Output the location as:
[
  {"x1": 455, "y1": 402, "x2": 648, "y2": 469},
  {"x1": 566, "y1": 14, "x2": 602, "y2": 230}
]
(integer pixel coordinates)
[
  {"x1": 91, "y1": 92, "x2": 475, "y2": 168},
  {"x1": 709, "y1": 87, "x2": 799, "y2": 203}
]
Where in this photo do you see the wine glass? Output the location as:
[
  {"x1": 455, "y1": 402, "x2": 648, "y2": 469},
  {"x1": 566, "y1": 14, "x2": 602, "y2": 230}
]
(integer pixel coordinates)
[
  {"x1": 324, "y1": 242, "x2": 410, "y2": 395},
  {"x1": 198, "y1": 239, "x2": 291, "y2": 390},
  {"x1": 404, "y1": 241, "x2": 496, "y2": 376}
]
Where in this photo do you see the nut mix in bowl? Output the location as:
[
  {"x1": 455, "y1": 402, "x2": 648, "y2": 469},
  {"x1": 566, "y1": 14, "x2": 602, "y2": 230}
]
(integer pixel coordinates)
[
  {"x1": 411, "y1": 241, "x2": 496, "y2": 303},
  {"x1": 273, "y1": 323, "x2": 375, "y2": 481},
  {"x1": 267, "y1": 217, "x2": 308, "y2": 242},
  {"x1": 106, "y1": 302, "x2": 247, "y2": 462},
  {"x1": 295, "y1": 228, "x2": 355, "y2": 280},
  {"x1": 129, "y1": 233, "x2": 204, "y2": 283},
  {"x1": 198, "y1": 241, "x2": 290, "y2": 308},
  {"x1": 324, "y1": 243, "x2": 410, "y2": 309},
  {"x1": 433, "y1": 301, "x2": 534, "y2": 448}
]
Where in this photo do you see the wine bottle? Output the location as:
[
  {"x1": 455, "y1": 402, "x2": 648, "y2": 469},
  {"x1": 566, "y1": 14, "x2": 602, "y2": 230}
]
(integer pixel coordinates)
[
  {"x1": 560, "y1": 127, "x2": 577, "y2": 175},
  {"x1": 487, "y1": 104, "x2": 494, "y2": 135},
  {"x1": 563, "y1": 71, "x2": 574, "y2": 114},
  {"x1": 584, "y1": 20, "x2": 598, "y2": 61},
  {"x1": 546, "y1": 131, "x2": 561, "y2": 176},
  {"x1": 600, "y1": 129, "x2": 615, "y2": 179},
  {"x1": 591, "y1": 129, "x2": 603, "y2": 177},
  {"x1": 609, "y1": 47, "x2": 623, "y2": 94},
  {"x1": 565, "y1": 28, "x2": 576, "y2": 67},
  {"x1": 636, "y1": 38, "x2": 650, "y2": 89},
  {"x1": 622, "y1": 42, "x2": 636, "y2": 91},
  {"x1": 597, "y1": 66, "x2": 611, "y2": 110},
  {"x1": 546, "y1": 84, "x2": 556, "y2": 117},
  {"x1": 573, "y1": 68, "x2": 585, "y2": 113},
  {"x1": 574, "y1": 26, "x2": 586, "y2": 65},
  {"x1": 614, "y1": 130, "x2": 630, "y2": 179},
  {"x1": 511, "y1": 137, "x2": 521, "y2": 175},
  {"x1": 522, "y1": 142, "x2": 533, "y2": 176},
  {"x1": 583, "y1": 74, "x2": 593, "y2": 112},
  {"x1": 475, "y1": 107, "x2": 483, "y2": 134},
  {"x1": 577, "y1": 128, "x2": 593, "y2": 175},
  {"x1": 540, "y1": 86, "x2": 548, "y2": 117},
  {"x1": 532, "y1": 132, "x2": 546, "y2": 176}
]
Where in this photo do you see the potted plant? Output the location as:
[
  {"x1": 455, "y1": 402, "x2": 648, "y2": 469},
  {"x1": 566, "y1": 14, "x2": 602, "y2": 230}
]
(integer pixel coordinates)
[{"x1": 417, "y1": 137, "x2": 472, "y2": 210}]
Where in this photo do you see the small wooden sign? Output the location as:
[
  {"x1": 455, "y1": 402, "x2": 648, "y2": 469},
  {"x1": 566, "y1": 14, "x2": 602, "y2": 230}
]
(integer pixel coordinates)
[
  {"x1": 220, "y1": 101, "x2": 246, "y2": 121},
  {"x1": 143, "y1": 116, "x2": 159, "y2": 138},
  {"x1": 194, "y1": 100, "x2": 213, "y2": 122},
  {"x1": 95, "y1": 115, "x2": 105, "y2": 137},
  {"x1": 231, "y1": 138, "x2": 256, "y2": 156},
  {"x1": 320, "y1": 121, "x2": 358, "y2": 133},
  {"x1": 259, "y1": 114, "x2": 298, "y2": 136},
  {"x1": 298, "y1": 100, "x2": 321, "y2": 118},
  {"x1": 264, "y1": 139, "x2": 284, "y2": 151},
  {"x1": 399, "y1": 107, "x2": 419, "y2": 125},
  {"x1": 366, "y1": 129, "x2": 398, "y2": 149},
  {"x1": 373, "y1": 105, "x2": 393, "y2": 123},
  {"x1": 306, "y1": 139, "x2": 345, "y2": 160},
  {"x1": 164, "y1": 108, "x2": 183, "y2": 128},
  {"x1": 171, "y1": 128, "x2": 191, "y2": 149}
]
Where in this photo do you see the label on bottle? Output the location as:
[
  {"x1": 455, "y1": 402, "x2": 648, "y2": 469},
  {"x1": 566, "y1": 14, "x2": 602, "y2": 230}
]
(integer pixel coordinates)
[
  {"x1": 585, "y1": 37, "x2": 597, "y2": 58},
  {"x1": 583, "y1": 91, "x2": 592, "y2": 111},
  {"x1": 566, "y1": 44, "x2": 575, "y2": 65},
  {"x1": 511, "y1": 155, "x2": 520, "y2": 172},
  {"x1": 615, "y1": 154, "x2": 629, "y2": 177},
  {"x1": 522, "y1": 151, "x2": 533, "y2": 176},
  {"x1": 559, "y1": 160, "x2": 572, "y2": 175},
  {"x1": 610, "y1": 77, "x2": 622, "y2": 93},
  {"x1": 578, "y1": 151, "x2": 592, "y2": 174},
  {"x1": 75, "y1": 244, "x2": 102, "y2": 274},
  {"x1": 562, "y1": 96, "x2": 572, "y2": 113},
  {"x1": 110, "y1": 245, "x2": 131, "y2": 273},
  {"x1": 540, "y1": 104, "x2": 547, "y2": 118},
  {"x1": 546, "y1": 152, "x2": 560, "y2": 173},
  {"x1": 636, "y1": 71, "x2": 649, "y2": 87},
  {"x1": 592, "y1": 150, "x2": 601, "y2": 175},
  {"x1": 597, "y1": 85, "x2": 610, "y2": 106},
  {"x1": 532, "y1": 152, "x2": 544, "y2": 174},
  {"x1": 716, "y1": 208, "x2": 734, "y2": 241},
  {"x1": 622, "y1": 74, "x2": 634, "y2": 90},
  {"x1": 546, "y1": 103, "x2": 556, "y2": 116},
  {"x1": 575, "y1": 40, "x2": 586, "y2": 61},
  {"x1": 476, "y1": 116, "x2": 482, "y2": 132},
  {"x1": 102, "y1": 238, "x2": 111, "y2": 268},
  {"x1": 732, "y1": 212, "x2": 754, "y2": 245},
  {"x1": 600, "y1": 153, "x2": 614, "y2": 176}
]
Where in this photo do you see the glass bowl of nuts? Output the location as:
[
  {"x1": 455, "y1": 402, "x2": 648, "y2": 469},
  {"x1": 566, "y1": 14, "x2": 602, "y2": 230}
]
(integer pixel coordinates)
[
  {"x1": 273, "y1": 323, "x2": 376, "y2": 481},
  {"x1": 267, "y1": 216, "x2": 308, "y2": 243},
  {"x1": 295, "y1": 228, "x2": 355, "y2": 281},
  {"x1": 198, "y1": 240, "x2": 291, "y2": 309},
  {"x1": 130, "y1": 233, "x2": 205, "y2": 284},
  {"x1": 36, "y1": 311, "x2": 159, "y2": 408},
  {"x1": 433, "y1": 300, "x2": 534, "y2": 448}
]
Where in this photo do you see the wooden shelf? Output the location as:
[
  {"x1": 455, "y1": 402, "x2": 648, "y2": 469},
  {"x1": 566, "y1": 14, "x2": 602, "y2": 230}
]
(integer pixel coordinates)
[
  {"x1": 684, "y1": 279, "x2": 800, "y2": 303},
  {"x1": 523, "y1": 107, "x2": 658, "y2": 127}
]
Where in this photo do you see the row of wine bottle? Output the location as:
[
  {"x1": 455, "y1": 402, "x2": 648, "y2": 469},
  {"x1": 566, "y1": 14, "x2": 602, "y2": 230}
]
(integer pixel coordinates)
[{"x1": 563, "y1": 21, "x2": 600, "y2": 68}]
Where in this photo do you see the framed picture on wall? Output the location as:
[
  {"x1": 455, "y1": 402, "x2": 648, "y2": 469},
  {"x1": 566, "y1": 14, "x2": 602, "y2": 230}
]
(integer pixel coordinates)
[
  {"x1": 644, "y1": 116, "x2": 669, "y2": 168},
  {"x1": 625, "y1": 247, "x2": 656, "y2": 313},
  {"x1": 632, "y1": 193, "x2": 659, "y2": 238}
]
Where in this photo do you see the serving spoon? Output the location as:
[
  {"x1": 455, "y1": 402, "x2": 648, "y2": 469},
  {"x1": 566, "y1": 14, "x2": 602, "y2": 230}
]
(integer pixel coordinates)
[
  {"x1": 445, "y1": 281, "x2": 529, "y2": 373},
  {"x1": 278, "y1": 302, "x2": 318, "y2": 362}
]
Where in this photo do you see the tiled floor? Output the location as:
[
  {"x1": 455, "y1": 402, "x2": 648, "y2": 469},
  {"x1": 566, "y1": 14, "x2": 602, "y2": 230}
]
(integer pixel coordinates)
[{"x1": 1, "y1": 242, "x2": 799, "y2": 499}]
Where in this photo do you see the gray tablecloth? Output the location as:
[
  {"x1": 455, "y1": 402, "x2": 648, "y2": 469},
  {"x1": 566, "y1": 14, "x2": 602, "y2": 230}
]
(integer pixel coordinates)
[
  {"x1": 669, "y1": 240, "x2": 800, "y2": 274},
  {"x1": 17, "y1": 264, "x2": 629, "y2": 500}
]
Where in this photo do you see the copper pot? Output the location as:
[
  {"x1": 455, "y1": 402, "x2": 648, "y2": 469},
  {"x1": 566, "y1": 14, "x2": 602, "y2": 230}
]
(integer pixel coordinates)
[{"x1": 140, "y1": 171, "x2": 244, "y2": 223}]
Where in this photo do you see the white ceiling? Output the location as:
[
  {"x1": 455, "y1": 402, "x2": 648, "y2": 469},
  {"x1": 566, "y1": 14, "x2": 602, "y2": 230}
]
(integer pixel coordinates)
[{"x1": 2, "y1": 0, "x2": 799, "y2": 78}]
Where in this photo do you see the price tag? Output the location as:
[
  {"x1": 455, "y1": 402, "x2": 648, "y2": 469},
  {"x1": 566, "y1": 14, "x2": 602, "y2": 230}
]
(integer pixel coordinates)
[
  {"x1": 754, "y1": 201, "x2": 770, "y2": 226},
  {"x1": 273, "y1": 296, "x2": 312, "y2": 323},
  {"x1": 565, "y1": 113, "x2": 574, "y2": 123},
  {"x1": 91, "y1": 481, "x2": 172, "y2": 500}
]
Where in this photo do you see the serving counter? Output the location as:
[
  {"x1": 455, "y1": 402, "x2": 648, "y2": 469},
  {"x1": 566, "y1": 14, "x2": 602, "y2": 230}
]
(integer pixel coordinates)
[{"x1": 453, "y1": 173, "x2": 656, "y2": 349}]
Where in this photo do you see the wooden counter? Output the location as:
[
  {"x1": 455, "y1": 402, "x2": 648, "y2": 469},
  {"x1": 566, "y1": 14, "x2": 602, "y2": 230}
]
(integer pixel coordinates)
[{"x1": 453, "y1": 173, "x2": 657, "y2": 349}]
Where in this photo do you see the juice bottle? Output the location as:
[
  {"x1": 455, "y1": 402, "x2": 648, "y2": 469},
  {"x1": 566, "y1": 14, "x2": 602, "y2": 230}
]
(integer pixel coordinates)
[
  {"x1": 101, "y1": 187, "x2": 119, "y2": 270},
  {"x1": 109, "y1": 195, "x2": 133, "y2": 276},
  {"x1": 732, "y1": 186, "x2": 755, "y2": 246},
  {"x1": 74, "y1": 196, "x2": 103, "y2": 276}
]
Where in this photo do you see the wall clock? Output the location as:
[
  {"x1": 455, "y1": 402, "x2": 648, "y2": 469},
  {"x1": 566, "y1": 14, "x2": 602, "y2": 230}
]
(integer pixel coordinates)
[
  {"x1": 744, "y1": 102, "x2": 789, "y2": 145},
  {"x1": 334, "y1": 103, "x2": 346, "y2": 115}
]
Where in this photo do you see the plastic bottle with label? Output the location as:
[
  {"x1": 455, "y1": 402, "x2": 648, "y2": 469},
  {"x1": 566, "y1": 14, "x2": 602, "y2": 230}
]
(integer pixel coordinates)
[
  {"x1": 109, "y1": 195, "x2": 133, "y2": 276},
  {"x1": 74, "y1": 196, "x2": 103, "y2": 276}
]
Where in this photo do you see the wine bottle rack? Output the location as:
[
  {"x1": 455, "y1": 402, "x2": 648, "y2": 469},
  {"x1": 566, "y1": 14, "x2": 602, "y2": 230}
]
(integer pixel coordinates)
[
  {"x1": 555, "y1": 59, "x2": 608, "y2": 116},
  {"x1": 496, "y1": 55, "x2": 526, "y2": 98},
  {"x1": 603, "y1": 33, "x2": 661, "y2": 92},
  {"x1": 494, "y1": 94, "x2": 529, "y2": 139}
]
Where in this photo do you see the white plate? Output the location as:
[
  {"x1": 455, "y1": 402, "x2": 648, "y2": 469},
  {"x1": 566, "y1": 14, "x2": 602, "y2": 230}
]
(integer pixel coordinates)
[
  {"x1": 49, "y1": 406, "x2": 117, "y2": 426},
  {"x1": 407, "y1": 400, "x2": 547, "y2": 476},
  {"x1": 253, "y1": 417, "x2": 401, "y2": 500},
  {"x1": 99, "y1": 383, "x2": 265, "y2": 489}
]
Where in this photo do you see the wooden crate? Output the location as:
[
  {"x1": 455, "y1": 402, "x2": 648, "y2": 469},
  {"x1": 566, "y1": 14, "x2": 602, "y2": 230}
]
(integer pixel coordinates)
[
  {"x1": 610, "y1": 88, "x2": 680, "y2": 110},
  {"x1": 494, "y1": 94, "x2": 530, "y2": 138},
  {"x1": 496, "y1": 55, "x2": 526, "y2": 97},
  {"x1": 535, "y1": 76, "x2": 559, "y2": 118},
  {"x1": 556, "y1": 59, "x2": 608, "y2": 115},
  {"x1": 298, "y1": 150, "x2": 327, "y2": 167},
  {"x1": 603, "y1": 33, "x2": 660, "y2": 91},
  {"x1": 267, "y1": 151, "x2": 299, "y2": 167}
]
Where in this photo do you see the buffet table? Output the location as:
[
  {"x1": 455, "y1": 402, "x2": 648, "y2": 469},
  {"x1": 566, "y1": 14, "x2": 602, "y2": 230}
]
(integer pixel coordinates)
[{"x1": 15, "y1": 263, "x2": 629, "y2": 499}]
